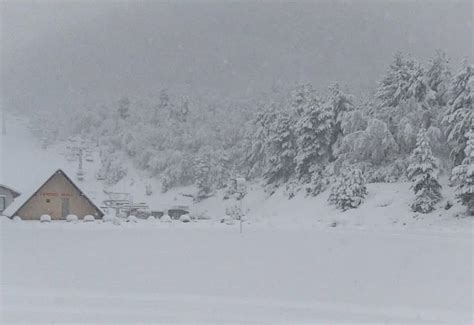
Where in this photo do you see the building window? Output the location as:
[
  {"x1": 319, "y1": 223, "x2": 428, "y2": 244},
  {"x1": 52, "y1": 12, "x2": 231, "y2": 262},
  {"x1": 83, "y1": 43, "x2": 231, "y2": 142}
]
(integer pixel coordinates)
[
  {"x1": 46, "y1": 198, "x2": 50, "y2": 203},
  {"x1": 0, "y1": 197, "x2": 5, "y2": 212}
]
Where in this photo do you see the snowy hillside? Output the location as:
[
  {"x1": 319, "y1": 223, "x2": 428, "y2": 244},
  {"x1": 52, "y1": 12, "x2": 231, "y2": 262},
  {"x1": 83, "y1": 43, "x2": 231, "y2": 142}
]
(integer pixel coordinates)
[
  {"x1": 1, "y1": 112, "x2": 472, "y2": 234},
  {"x1": 0, "y1": 112, "x2": 473, "y2": 232}
]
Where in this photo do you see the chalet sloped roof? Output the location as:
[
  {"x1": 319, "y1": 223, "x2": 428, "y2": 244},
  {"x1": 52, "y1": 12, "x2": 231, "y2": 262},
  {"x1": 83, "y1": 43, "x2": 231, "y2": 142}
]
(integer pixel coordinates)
[{"x1": 0, "y1": 184, "x2": 21, "y2": 198}]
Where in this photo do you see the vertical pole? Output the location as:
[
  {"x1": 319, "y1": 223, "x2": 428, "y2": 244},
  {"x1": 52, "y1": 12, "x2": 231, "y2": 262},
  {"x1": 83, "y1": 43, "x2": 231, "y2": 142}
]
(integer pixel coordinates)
[
  {"x1": 239, "y1": 192, "x2": 243, "y2": 234},
  {"x1": 78, "y1": 148, "x2": 83, "y2": 171}
]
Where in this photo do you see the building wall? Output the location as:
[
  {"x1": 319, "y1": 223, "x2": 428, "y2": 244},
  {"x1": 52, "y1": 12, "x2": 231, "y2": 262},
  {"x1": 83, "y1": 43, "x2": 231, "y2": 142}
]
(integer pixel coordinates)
[
  {"x1": 15, "y1": 172, "x2": 102, "y2": 220},
  {"x1": 0, "y1": 187, "x2": 15, "y2": 213}
]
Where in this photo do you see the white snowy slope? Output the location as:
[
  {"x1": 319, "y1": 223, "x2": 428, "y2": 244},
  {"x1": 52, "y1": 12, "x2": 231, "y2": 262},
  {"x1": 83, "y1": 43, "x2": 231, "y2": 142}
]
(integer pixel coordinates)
[
  {"x1": 0, "y1": 113, "x2": 473, "y2": 323},
  {"x1": 0, "y1": 223, "x2": 472, "y2": 323}
]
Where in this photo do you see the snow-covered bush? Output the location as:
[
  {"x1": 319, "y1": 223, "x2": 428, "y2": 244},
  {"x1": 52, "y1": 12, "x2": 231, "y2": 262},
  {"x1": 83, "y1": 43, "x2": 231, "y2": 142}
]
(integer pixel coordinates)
[
  {"x1": 179, "y1": 214, "x2": 191, "y2": 223},
  {"x1": 407, "y1": 129, "x2": 442, "y2": 213},
  {"x1": 83, "y1": 215, "x2": 95, "y2": 222},
  {"x1": 66, "y1": 214, "x2": 78, "y2": 222},
  {"x1": 365, "y1": 160, "x2": 408, "y2": 183},
  {"x1": 40, "y1": 214, "x2": 51, "y2": 223},
  {"x1": 225, "y1": 205, "x2": 243, "y2": 220},
  {"x1": 147, "y1": 215, "x2": 156, "y2": 222},
  {"x1": 337, "y1": 119, "x2": 399, "y2": 166},
  {"x1": 112, "y1": 217, "x2": 122, "y2": 226},
  {"x1": 160, "y1": 214, "x2": 172, "y2": 222},
  {"x1": 451, "y1": 129, "x2": 474, "y2": 215},
  {"x1": 126, "y1": 215, "x2": 138, "y2": 223},
  {"x1": 12, "y1": 216, "x2": 22, "y2": 222},
  {"x1": 102, "y1": 214, "x2": 115, "y2": 223},
  {"x1": 221, "y1": 214, "x2": 235, "y2": 225},
  {"x1": 328, "y1": 168, "x2": 367, "y2": 211},
  {"x1": 98, "y1": 152, "x2": 128, "y2": 185}
]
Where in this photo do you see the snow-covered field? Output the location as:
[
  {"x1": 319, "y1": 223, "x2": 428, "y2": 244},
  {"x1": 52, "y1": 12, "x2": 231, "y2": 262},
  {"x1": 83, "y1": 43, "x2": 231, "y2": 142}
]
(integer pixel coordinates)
[
  {"x1": 1, "y1": 220, "x2": 472, "y2": 323},
  {"x1": 1, "y1": 113, "x2": 473, "y2": 323}
]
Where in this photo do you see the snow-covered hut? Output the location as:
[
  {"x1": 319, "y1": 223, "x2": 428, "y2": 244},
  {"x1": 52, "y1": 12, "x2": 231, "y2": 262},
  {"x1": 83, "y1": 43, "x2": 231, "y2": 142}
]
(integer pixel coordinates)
[{"x1": 9, "y1": 169, "x2": 104, "y2": 220}]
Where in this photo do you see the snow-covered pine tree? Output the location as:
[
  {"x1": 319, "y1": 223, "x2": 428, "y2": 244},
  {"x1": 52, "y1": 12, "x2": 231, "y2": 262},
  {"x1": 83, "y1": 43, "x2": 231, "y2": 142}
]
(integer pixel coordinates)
[
  {"x1": 290, "y1": 83, "x2": 315, "y2": 117},
  {"x1": 451, "y1": 128, "x2": 474, "y2": 215},
  {"x1": 178, "y1": 96, "x2": 189, "y2": 123},
  {"x1": 326, "y1": 83, "x2": 355, "y2": 160},
  {"x1": 425, "y1": 50, "x2": 452, "y2": 107},
  {"x1": 375, "y1": 53, "x2": 430, "y2": 132},
  {"x1": 376, "y1": 52, "x2": 420, "y2": 109},
  {"x1": 117, "y1": 96, "x2": 130, "y2": 119},
  {"x1": 442, "y1": 63, "x2": 473, "y2": 165},
  {"x1": 407, "y1": 128, "x2": 442, "y2": 213},
  {"x1": 328, "y1": 168, "x2": 367, "y2": 211},
  {"x1": 294, "y1": 96, "x2": 333, "y2": 183},
  {"x1": 194, "y1": 156, "x2": 212, "y2": 200},
  {"x1": 243, "y1": 106, "x2": 277, "y2": 178},
  {"x1": 264, "y1": 112, "x2": 297, "y2": 185}
]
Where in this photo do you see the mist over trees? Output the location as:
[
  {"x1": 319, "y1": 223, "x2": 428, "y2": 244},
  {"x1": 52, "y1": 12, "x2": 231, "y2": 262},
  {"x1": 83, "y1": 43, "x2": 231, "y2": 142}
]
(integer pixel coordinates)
[{"x1": 29, "y1": 50, "x2": 473, "y2": 214}]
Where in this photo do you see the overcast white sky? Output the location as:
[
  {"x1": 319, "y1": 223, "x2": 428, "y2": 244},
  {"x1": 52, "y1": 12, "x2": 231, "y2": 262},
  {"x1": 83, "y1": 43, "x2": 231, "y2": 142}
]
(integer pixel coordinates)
[{"x1": 1, "y1": 1, "x2": 472, "y2": 112}]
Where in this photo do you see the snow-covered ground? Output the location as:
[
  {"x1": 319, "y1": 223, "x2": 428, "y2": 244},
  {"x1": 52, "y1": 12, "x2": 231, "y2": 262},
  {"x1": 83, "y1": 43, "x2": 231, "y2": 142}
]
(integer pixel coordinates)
[
  {"x1": 1, "y1": 220, "x2": 472, "y2": 323},
  {"x1": 1, "y1": 112, "x2": 473, "y2": 323}
]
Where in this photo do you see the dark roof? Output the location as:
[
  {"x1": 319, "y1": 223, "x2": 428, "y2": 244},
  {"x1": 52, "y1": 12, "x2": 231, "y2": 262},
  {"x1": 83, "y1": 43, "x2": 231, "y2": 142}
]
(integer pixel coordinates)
[
  {"x1": 11, "y1": 169, "x2": 104, "y2": 218},
  {"x1": 0, "y1": 184, "x2": 21, "y2": 198}
]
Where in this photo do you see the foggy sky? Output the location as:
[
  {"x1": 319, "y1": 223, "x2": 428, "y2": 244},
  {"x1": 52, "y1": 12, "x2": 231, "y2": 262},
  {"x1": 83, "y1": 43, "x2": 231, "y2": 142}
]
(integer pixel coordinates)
[{"x1": 1, "y1": 1, "x2": 472, "y2": 113}]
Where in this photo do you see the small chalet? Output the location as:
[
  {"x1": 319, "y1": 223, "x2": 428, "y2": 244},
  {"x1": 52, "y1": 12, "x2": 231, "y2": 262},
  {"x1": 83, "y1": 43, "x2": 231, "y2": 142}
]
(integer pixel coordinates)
[
  {"x1": 0, "y1": 184, "x2": 21, "y2": 215},
  {"x1": 11, "y1": 169, "x2": 104, "y2": 220}
]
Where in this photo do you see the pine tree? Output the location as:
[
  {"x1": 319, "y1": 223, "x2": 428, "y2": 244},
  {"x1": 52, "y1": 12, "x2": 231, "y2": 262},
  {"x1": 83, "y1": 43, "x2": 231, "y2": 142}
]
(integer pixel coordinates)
[
  {"x1": 425, "y1": 50, "x2": 452, "y2": 107},
  {"x1": 376, "y1": 53, "x2": 427, "y2": 109},
  {"x1": 407, "y1": 128, "x2": 442, "y2": 213},
  {"x1": 294, "y1": 97, "x2": 333, "y2": 183},
  {"x1": 442, "y1": 63, "x2": 473, "y2": 165},
  {"x1": 178, "y1": 96, "x2": 189, "y2": 122},
  {"x1": 290, "y1": 83, "x2": 315, "y2": 117},
  {"x1": 243, "y1": 106, "x2": 276, "y2": 178},
  {"x1": 264, "y1": 112, "x2": 297, "y2": 184},
  {"x1": 326, "y1": 83, "x2": 355, "y2": 160},
  {"x1": 118, "y1": 96, "x2": 130, "y2": 119},
  {"x1": 194, "y1": 156, "x2": 212, "y2": 200},
  {"x1": 328, "y1": 168, "x2": 367, "y2": 211},
  {"x1": 451, "y1": 128, "x2": 474, "y2": 215}
]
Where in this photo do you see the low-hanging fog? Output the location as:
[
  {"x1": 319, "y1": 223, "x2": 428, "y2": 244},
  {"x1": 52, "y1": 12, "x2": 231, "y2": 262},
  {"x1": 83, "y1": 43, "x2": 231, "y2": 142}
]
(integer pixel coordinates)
[{"x1": 2, "y1": 1, "x2": 472, "y2": 114}]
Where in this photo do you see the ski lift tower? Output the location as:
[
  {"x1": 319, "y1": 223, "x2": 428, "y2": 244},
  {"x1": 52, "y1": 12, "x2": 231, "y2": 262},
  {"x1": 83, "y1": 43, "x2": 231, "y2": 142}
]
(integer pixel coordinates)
[{"x1": 73, "y1": 146, "x2": 86, "y2": 181}]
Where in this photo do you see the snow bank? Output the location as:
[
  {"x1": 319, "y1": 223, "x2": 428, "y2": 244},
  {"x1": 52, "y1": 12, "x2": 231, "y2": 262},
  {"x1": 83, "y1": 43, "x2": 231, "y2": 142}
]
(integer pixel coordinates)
[
  {"x1": 66, "y1": 214, "x2": 78, "y2": 222},
  {"x1": 83, "y1": 215, "x2": 95, "y2": 222},
  {"x1": 12, "y1": 216, "x2": 22, "y2": 222},
  {"x1": 221, "y1": 215, "x2": 235, "y2": 225},
  {"x1": 40, "y1": 214, "x2": 51, "y2": 223},
  {"x1": 160, "y1": 214, "x2": 172, "y2": 222},
  {"x1": 179, "y1": 214, "x2": 191, "y2": 223},
  {"x1": 102, "y1": 214, "x2": 115, "y2": 223},
  {"x1": 127, "y1": 215, "x2": 138, "y2": 223}
]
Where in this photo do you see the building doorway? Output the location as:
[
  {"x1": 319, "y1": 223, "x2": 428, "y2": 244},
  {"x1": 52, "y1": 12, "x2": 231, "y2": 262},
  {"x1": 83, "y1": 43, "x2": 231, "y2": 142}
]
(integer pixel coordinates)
[{"x1": 61, "y1": 197, "x2": 70, "y2": 218}]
